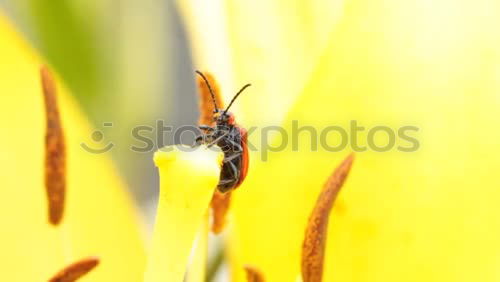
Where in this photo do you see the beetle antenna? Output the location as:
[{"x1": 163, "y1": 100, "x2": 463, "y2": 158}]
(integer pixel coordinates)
[
  {"x1": 195, "y1": 70, "x2": 219, "y2": 111},
  {"x1": 224, "y1": 83, "x2": 251, "y2": 114}
]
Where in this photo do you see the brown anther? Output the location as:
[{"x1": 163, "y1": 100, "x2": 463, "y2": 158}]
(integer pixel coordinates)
[
  {"x1": 244, "y1": 265, "x2": 265, "y2": 282},
  {"x1": 301, "y1": 154, "x2": 354, "y2": 282},
  {"x1": 210, "y1": 190, "x2": 232, "y2": 233},
  {"x1": 196, "y1": 71, "x2": 232, "y2": 233},
  {"x1": 197, "y1": 71, "x2": 224, "y2": 125},
  {"x1": 41, "y1": 66, "x2": 66, "y2": 225},
  {"x1": 49, "y1": 257, "x2": 99, "y2": 282}
]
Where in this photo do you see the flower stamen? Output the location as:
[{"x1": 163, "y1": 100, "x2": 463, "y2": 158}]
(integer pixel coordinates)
[
  {"x1": 301, "y1": 154, "x2": 354, "y2": 282},
  {"x1": 244, "y1": 265, "x2": 265, "y2": 282},
  {"x1": 210, "y1": 190, "x2": 231, "y2": 233},
  {"x1": 48, "y1": 257, "x2": 99, "y2": 282},
  {"x1": 197, "y1": 71, "x2": 223, "y2": 125},
  {"x1": 40, "y1": 66, "x2": 66, "y2": 225}
]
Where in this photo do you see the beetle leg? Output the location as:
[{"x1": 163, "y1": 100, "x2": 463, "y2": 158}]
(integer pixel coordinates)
[
  {"x1": 225, "y1": 160, "x2": 240, "y2": 179},
  {"x1": 227, "y1": 138, "x2": 243, "y2": 152},
  {"x1": 199, "y1": 125, "x2": 214, "y2": 131},
  {"x1": 194, "y1": 135, "x2": 204, "y2": 146},
  {"x1": 208, "y1": 131, "x2": 230, "y2": 147},
  {"x1": 195, "y1": 131, "x2": 214, "y2": 146},
  {"x1": 218, "y1": 179, "x2": 233, "y2": 186},
  {"x1": 222, "y1": 154, "x2": 240, "y2": 162}
]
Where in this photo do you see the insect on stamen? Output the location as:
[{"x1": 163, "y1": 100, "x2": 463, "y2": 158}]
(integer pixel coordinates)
[{"x1": 194, "y1": 70, "x2": 251, "y2": 193}]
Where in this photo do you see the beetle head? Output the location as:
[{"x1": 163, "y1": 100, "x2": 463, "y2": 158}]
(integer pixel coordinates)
[{"x1": 214, "y1": 110, "x2": 235, "y2": 125}]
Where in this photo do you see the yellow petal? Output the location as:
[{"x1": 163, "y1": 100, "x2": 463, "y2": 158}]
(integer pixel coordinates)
[
  {"x1": 230, "y1": 0, "x2": 500, "y2": 281},
  {"x1": 144, "y1": 145, "x2": 222, "y2": 282},
  {"x1": 177, "y1": 0, "x2": 346, "y2": 126},
  {"x1": 0, "y1": 13, "x2": 145, "y2": 280}
]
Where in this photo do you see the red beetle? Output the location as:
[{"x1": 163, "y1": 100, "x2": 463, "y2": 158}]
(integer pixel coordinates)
[{"x1": 195, "y1": 71, "x2": 250, "y2": 193}]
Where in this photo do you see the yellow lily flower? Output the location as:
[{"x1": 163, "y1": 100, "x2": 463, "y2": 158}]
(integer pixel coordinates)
[
  {"x1": 6, "y1": 0, "x2": 500, "y2": 281},
  {"x1": 178, "y1": 0, "x2": 500, "y2": 281},
  {"x1": 0, "y1": 14, "x2": 146, "y2": 281}
]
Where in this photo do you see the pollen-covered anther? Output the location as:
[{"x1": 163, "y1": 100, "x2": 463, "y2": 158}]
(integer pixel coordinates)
[
  {"x1": 197, "y1": 71, "x2": 224, "y2": 125},
  {"x1": 301, "y1": 154, "x2": 354, "y2": 282},
  {"x1": 244, "y1": 265, "x2": 265, "y2": 282},
  {"x1": 40, "y1": 66, "x2": 66, "y2": 225},
  {"x1": 210, "y1": 190, "x2": 232, "y2": 233},
  {"x1": 49, "y1": 257, "x2": 99, "y2": 282}
]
